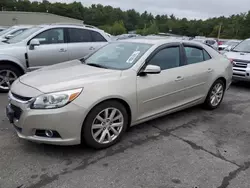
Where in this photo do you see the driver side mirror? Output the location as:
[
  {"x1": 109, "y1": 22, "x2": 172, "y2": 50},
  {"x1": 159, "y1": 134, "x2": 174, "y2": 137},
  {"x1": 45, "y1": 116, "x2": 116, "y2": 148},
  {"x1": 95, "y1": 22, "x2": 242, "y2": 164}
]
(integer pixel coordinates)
[
  {"x1": 29, "y1": 39, "x2": 40, "y2": 50},
  {"x1": 140, "y1": 65, "x2": 161, "y2": 76},
  {"x1": 5, "y1": 34, "x2": 14, "y2": 39}
]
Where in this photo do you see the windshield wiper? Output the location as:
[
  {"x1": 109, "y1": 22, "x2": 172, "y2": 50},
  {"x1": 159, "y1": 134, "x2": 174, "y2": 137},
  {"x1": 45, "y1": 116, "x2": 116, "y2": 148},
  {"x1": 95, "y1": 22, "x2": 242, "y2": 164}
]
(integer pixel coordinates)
[{"x1": 86, "y1": 63, "x2": 108, "y2": 69}]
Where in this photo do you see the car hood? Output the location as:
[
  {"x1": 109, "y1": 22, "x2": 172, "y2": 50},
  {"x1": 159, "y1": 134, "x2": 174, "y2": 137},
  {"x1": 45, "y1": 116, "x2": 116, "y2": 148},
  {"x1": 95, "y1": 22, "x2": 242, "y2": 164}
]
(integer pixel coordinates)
[
  {"x1": 224, "y1": 51, "x2": 250, "y2": 61},
  {"x1": 19, "y1": 60, "x2": 122, "y2": 93}
]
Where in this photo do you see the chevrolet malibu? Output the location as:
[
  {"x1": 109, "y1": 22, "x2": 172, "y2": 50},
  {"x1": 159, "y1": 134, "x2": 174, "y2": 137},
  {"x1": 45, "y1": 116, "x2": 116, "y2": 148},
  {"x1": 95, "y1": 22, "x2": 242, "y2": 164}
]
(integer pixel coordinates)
[{"x1": 6, "y1": 39, "x2": 232, "y2": 149}]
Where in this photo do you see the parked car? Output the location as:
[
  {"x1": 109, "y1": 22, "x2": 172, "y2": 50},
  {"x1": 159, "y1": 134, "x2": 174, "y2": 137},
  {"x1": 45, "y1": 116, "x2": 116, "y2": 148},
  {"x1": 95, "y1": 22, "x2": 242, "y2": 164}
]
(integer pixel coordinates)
[
  {"x1": 224, "y1": 38, "x2": 250, "y2": 82},
  {"x1": 6, "y1": 38, "x2": 232, "y2": 149},
  {"x1": 0, "y1": 26, "x2": 8, "y2": 32},
  {"x1": 193, "y1": 38, "x2": 218, "y2": 50},
  {"x1": 0, "y1": 25, "x2": 32, "y2": 41},
  {"x1": 218, "y1": 40, "x2": 241, "y2": 51},
  {"x1": 0, "y1": 23, "x2": 110, "y2": 92}
]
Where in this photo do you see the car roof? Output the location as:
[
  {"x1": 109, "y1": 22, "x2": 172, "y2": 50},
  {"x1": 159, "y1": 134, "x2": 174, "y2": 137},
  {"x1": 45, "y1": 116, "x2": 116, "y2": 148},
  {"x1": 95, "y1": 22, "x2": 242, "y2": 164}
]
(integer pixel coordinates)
[{"x1": 120, "y1": 38, "x2": 204, "y2": 46}]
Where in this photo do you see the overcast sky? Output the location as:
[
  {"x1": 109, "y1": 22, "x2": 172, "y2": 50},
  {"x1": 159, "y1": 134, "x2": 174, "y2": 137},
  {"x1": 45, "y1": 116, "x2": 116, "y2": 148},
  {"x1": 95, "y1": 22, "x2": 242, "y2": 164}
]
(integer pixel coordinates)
[{"x1": 49, "y1": 0, "x2": 250, "y2": 20}]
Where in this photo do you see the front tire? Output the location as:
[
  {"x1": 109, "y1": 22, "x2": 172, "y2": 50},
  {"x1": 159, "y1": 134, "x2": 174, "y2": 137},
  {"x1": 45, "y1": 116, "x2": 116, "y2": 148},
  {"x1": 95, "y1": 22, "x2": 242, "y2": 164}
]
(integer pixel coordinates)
[
  {"x1": 203, "y1": 79, "x2": 225, "y2": 110},
  {"x1": 0, "y1": 64, "x2": 22, "y2": 93},
  {"x1": 82, "y1": 100, "x2": 128, "y2": 149}
]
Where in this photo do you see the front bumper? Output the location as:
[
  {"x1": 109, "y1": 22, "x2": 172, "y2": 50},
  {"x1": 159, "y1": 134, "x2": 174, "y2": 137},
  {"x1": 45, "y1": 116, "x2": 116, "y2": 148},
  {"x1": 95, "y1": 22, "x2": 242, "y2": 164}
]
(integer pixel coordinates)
[{"x1": 7, "y1": 93, "x2": 87, "y2": 146}]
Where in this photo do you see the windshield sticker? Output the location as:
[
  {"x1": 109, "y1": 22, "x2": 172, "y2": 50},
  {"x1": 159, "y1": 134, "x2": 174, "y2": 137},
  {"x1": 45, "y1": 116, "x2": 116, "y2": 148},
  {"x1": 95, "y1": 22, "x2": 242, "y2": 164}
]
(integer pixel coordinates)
[{"x1": 126, "y1": 51, "x2": 140, "y2": 63}]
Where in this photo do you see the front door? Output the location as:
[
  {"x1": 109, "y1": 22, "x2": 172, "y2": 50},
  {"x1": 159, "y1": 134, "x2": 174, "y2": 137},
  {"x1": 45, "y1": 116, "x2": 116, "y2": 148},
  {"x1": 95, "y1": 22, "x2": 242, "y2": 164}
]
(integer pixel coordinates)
[
  {"x1": 27, "y1": 28, "x2": 69, "y2": 70},
  {"x1": 137, "y1": 44, "x2": 186, "y2": 120}
]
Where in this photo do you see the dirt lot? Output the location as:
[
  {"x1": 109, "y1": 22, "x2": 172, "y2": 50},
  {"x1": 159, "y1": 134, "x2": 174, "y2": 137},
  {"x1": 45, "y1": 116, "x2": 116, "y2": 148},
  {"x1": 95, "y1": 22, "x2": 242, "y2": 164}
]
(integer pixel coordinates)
[{"x1": 1, "y1": 83, "x2": 250, "y2": 188}]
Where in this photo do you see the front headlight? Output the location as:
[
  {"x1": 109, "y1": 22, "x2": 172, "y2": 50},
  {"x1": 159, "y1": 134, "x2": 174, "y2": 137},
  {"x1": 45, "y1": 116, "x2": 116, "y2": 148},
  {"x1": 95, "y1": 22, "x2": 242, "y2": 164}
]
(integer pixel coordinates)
[{"x1": 31, "y1": 88, "x2": 82, "y2": 109}]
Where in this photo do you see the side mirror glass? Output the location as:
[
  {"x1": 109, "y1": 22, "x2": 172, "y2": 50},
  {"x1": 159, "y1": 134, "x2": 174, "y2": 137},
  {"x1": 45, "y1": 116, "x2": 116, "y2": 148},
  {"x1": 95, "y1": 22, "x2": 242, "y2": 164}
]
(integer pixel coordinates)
[
  {"x1": 5, "y1": 34, "x2": 14, "y2": 39},
  {"x1": 143, "y1": 65, "x2": 161, "y2": 74},
  {"x1": 29, "y1": 39, "x2": 40, "y2": 49}
]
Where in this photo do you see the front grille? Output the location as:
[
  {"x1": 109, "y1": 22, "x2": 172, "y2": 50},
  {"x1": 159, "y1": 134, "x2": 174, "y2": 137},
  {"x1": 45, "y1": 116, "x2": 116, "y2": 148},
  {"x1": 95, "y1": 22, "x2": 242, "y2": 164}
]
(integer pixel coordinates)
[
  {"x1": 10, "y1": 104, "x2": 22, "y2": 119},
  {"x1": 11, "y1": 92, "x2": 32, "y2": 101},
  {"x1": 233, "y1": 59, "x2": 250, "y2": 68}
]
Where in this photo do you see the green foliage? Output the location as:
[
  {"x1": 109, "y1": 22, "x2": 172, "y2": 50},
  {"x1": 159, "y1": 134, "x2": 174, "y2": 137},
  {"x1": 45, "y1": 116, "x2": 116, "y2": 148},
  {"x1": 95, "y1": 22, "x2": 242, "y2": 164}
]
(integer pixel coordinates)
[{"x1": 1, "y1": 0, "x2": 250, "y2": 38}]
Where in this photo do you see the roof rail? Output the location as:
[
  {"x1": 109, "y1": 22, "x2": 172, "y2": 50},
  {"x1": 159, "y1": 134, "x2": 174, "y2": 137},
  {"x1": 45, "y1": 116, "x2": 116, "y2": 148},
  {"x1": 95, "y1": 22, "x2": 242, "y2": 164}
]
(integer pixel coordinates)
[{"x1": 51, "y1": 22, "x2": 84, "y2": 26}]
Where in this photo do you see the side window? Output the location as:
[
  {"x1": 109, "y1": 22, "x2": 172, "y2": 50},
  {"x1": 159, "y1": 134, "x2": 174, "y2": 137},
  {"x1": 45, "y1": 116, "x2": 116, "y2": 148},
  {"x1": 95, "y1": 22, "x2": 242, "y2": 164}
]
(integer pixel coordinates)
[
  {"x1": 33, "y1": 28, "x2": 65, "y2": 45},
  {"x1": 148, "y1": 47, "x2": 180, "y2": 70},
  {"x1": 90, "y1": 31, "x2": 107, "y2": 42},
  {"x1": 184, "y1": 47, "x2": 204, "y2": 64},
  {"x1": 203, "y1": 50, "x2": 211, "y2": 61},
  {"x1": 68, "y1": 28, "x2": 91, "y2": 43}
]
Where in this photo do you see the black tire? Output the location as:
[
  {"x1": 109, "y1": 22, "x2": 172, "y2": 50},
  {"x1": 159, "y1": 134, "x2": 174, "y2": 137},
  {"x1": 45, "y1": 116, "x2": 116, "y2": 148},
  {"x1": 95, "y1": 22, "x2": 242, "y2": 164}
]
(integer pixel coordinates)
[
  {"x1": 82, "y1": 100, "x2": 129, "y2": 149},
  {"x1": 203, "y1": 79, "x2": 225, "y2": 110},
  {"x1": 0, "y1": 64, "x2": 22, "y2": 93}
]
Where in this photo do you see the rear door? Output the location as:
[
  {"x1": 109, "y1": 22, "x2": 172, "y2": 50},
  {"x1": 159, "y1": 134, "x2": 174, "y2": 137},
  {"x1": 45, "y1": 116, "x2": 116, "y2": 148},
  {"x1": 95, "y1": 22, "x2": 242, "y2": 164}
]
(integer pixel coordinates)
[
  {"x1": 27, "y1": 28, "x2": 68, "y2": 69},
  {"x1": 179, "y1": 42, "x2": 214, "y2": 103},
  {"x1": 67, "y1": 28, "x2": 108, "y2": 60}
]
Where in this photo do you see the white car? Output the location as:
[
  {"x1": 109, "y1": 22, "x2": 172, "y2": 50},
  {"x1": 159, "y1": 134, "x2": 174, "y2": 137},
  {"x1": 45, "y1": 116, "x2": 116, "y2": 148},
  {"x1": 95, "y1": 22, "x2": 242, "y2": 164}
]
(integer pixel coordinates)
[{"x1": 0, "y1": 25, "x2": 32, "y2": 41}]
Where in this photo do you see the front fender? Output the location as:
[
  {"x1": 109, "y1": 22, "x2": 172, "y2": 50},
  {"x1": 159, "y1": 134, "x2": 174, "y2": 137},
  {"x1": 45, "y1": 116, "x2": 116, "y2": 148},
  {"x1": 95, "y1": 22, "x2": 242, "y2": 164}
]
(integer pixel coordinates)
[{"x1": 0, "y1": 54, "x2": 26, "y2": 72}]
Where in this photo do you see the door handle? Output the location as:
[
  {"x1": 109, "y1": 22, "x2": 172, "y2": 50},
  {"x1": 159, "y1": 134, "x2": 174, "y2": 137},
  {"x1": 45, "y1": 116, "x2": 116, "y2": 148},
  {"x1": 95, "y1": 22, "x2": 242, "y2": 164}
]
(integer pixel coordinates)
[
  {"x1": 175, "y1": 76, "x2": 184, "y2": 81},
  {"x1": 59, "y1": 48, "x2": 67, "y2": 52},
  {"x1": 207, "y1": 68, "x2": 213, "y2": 73},
  {"x1": 89, "y1": 47, "x2": 95, "y2": 50}
]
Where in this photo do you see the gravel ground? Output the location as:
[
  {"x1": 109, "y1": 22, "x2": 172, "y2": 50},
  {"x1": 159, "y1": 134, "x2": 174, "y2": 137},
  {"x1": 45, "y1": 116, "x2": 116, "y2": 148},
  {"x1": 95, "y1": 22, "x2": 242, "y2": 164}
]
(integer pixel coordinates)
[{"x1": 1, "y1": 83, "x2": 250, "y2": 188}]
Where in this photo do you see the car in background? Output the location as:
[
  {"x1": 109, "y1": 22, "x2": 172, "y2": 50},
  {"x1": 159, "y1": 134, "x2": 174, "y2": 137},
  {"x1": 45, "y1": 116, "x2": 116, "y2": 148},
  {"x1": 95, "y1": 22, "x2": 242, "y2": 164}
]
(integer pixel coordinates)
[
  {"x1": 0, "y1": 26, "x2": 8, "y2": 32},
  {"x1": 0, "y1": 23, "x2": 110, "y2": 92},
  {"x1": 218, "y1": 40, "x2": 241, "y2": 51},
  {"x1": 6, "y1": 38, "x2": 232, "y2": 149},
  {"x1": 0, "y1": 25, "x2": 33, "y2": 41},
  {"x1": 193, "y1": 38, "x2": 218, "y2": 50},
  {"x1": 114, "y1": 34, "x2": 140, "y2": 40},
  {"x1": 224, "y1": 38, "x2": 250, "y2": 82}
]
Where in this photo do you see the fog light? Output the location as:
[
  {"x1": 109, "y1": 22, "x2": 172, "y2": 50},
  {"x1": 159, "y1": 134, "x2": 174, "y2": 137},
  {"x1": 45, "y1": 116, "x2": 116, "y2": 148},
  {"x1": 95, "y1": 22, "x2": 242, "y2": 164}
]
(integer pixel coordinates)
[{"x1": 45, "y1": 130, "x2": 53, "y2": 138}]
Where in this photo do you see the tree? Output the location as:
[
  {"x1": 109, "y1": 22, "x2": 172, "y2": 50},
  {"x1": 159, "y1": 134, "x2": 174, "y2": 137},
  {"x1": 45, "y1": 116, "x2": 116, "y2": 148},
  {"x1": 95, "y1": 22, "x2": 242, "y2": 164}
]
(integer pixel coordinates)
[{"x1": 1, "y1": 0, "x2": 250, "y2": 38}]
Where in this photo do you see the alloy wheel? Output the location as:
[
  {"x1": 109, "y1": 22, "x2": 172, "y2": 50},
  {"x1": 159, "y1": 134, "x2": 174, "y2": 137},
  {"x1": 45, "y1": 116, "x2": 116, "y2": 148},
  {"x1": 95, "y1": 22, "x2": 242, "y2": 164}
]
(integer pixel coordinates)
[
  {"x1": 91, "y1": 108, "x2": 124, "y2": 144},
  {"x1": 210, "y1": 83, "x2": 224, "y2": 107},
  {"x1": 0, "y1": 70, "x2": 17, "y2": 90}
]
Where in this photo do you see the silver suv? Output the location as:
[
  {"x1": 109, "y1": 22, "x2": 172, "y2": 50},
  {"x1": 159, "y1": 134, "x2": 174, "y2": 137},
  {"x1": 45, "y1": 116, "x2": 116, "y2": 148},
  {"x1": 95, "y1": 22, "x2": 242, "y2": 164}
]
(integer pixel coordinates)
[
  {"x1": 0, "y1": 23, "x2": 110, "y2": 92},
  {"x1": 224, "y1": 39, "x2": 250, "y2": 82}
]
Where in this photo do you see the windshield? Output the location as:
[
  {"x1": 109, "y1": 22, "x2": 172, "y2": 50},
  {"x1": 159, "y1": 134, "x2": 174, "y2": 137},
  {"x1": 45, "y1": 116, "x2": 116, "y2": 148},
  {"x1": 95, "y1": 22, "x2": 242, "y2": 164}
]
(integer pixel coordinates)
[
  {"x1": 232, "y1": 40, "x2": 250, "y2": 53},
  {"x1": 7, "y1": 27, "x2": 42, "y2": 44},
  {"x1": 0, "y1": 27, "x2": 14, "y2": 36},
  {"x1": 85, "y1": 42, "x2": 152, "y2": 70}
]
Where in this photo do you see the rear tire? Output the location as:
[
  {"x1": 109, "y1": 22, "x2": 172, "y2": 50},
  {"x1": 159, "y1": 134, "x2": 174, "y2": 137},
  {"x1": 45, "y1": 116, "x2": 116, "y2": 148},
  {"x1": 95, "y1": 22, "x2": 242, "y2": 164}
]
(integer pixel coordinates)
[
  {"x1": 82, "y1": 100, "x2": 128, "y2": 149},
  {"x1": 203, "y1": 79, "x2": 225, "y2": 110},
  {"x1": 0, "y1": 64, "x2": 22, "y2": 93}
]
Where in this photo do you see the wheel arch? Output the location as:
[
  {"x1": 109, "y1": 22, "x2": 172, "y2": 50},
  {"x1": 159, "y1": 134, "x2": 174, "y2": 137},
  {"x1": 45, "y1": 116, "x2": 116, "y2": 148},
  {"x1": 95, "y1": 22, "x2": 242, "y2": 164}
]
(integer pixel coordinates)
[
  {"x1": 81, "y1": 97, "x2": 133, "y2": 132},
  {"x1": 0, "y1": 59, "x2": 26, "y2": 75}
]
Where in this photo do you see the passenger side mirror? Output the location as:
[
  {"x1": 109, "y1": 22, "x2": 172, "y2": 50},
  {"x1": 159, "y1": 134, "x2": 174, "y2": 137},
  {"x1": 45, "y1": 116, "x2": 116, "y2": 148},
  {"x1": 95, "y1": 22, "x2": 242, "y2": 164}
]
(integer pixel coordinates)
[
  {"x1": 29, "y1": 39, "x2": 40, "y2": 50},
  {"x1": 142, "y1": 65, "x2": 161, "y2": 75},
  {"x1": 5, "y1": 34, "x2": 14, "y2": 39}
]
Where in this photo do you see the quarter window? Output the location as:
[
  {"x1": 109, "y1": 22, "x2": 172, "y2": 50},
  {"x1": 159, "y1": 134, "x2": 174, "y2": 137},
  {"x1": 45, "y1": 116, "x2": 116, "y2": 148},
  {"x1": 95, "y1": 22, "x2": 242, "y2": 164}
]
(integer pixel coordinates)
[
  {"x1": 203, "y1": 50, "x2": 211, "y2": 60},
  {"x1": 148, "y1": 47, "x2": 180, "y2": 70},
  {"x1": 33, "y1": 28, "x2": 65, "y2": 45},
  {"x1": 68, "y1": 28, "x2": 91, "y2": 43},
  {"x1": 90, "y1": 30, "x2": 107, "y2": 42}
]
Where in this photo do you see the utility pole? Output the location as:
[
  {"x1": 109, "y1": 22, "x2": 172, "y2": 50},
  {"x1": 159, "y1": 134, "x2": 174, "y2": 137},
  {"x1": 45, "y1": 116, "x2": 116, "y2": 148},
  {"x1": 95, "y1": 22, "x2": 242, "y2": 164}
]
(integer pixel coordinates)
[{"x1": 217, "y1": 22, "x2": 222, "y2": 40}]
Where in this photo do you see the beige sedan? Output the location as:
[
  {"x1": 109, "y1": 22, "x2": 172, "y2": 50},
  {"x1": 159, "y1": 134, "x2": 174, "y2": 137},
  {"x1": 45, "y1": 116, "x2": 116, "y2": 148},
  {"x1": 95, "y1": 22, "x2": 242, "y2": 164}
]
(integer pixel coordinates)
[{"x1": 6, "y1": 38, "x2": 232, "y2": 149}]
